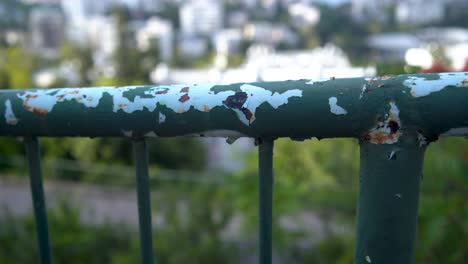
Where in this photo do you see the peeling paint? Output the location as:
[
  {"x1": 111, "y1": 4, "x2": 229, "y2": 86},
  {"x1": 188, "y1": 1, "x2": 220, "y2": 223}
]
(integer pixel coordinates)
[
  {"x1": 404, "y1": 72, "x2": 467, "y2": 97},
  {"x1": 365, "y1": 255, "x2": 372, "y2": 263},
  {"x1": 16, "y1": 84, "x2": 301, "y2": 126},
  {"x1": 417, "y1": 132, "x2": 428, "y2": 147},
  {"x1": 395, "y1": 193, "x2": 402, "y2": 199},
  {"x1": 328, "y1": 97, "x2": 347, "y2": 115},
  {"x1": 440, "y1": 127, "x2": 468, "y2": 136},
  {"x1": 388, "y1": 149, "x2": 400, "y2": 160},
  {"x1": 306, "y1": 78, "x2": 328, "y2": 85},
  {"x1": 359, "y1": 84, "x2": 368, "y2": 99},
  {"x1": 158, "y1": 112, "x2": 166, "y2": 124},
  {"x1": 4, "y1": 100, "x2": 18, "y2": 125},
  {"x1": 223, "y1": 84, "x2": 302, "y2": 125},
  {"x1": 363, "y1": 101, "x2": 401, "y2": 144}
]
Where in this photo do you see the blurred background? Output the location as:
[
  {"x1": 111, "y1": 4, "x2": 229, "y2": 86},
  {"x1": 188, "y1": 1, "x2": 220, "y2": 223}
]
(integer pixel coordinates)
[{"x1": 0, "y1": 0, "x2": 467, "y2": 263}]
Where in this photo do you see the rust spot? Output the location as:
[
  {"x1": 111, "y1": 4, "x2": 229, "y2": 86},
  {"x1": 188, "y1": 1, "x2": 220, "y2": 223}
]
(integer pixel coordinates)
[
  {"x1": 56, "y1": 94, "x2": 65, "y2": 100},
  {"x1": 118, "y1": 103, "x2": 128, "y2": 109},
  {"x1": 155, "y1": 88, "x2": 169, "y2": 94},
  {"x1": 223, "y1": 92, "x2": 254, "y2": 122},
  {"x1": 18, "y1": 91, "x2": 25, "y2": 96},
  {"x1": 388, "y1": 120, "x2": 399, "y2": 133},
  {"x1": 32, "y1": 107, "x2": 49, "y2": 117},
  {"x1": 180, "y1": 86, "x2": 189, "y2": 93},
  {"x1": 179, "y1": 94, "x2": 190, "y2": 102},
  {"x1": 223, "y1": 92, "x2": 247, "y2": 109},
  {"x1": 203, "y1": 105, "x2": 210, "y2": 112},
  {"x1": 362, "y1": 102, "x2": 401, "y2": 144},
  {"x1": 26, "y1": 94, "x2": 38, "y2": 99}
]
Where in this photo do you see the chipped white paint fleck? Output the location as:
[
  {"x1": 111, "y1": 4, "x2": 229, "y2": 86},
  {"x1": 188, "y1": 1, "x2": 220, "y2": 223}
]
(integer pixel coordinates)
[
  {"x1": 365, "y1": 255, "x2": 372, "y2": 263},
  {"x1": 306, "y1": 78, "x2": 329, "y2": 85},
  {"x1": 388, "y1": 149, "x2": 400, "y2": 160},
  {"x1": 359, "y1": 84, "x2": 367, "y2": 99},
  {"x1": 4, "y1": 100, "x2": 18, "y2": 125},
  {"x1": 395, "y1": 193, "x2": 402, "y2": 199},
  {"x1": 144, "y1": 131, "x2": 158, "y2": 138},
  {"x1": 365, "y1": 101, "x2": 401, "y2": 144},
  {"x1": 328, "y1": 97, "x2": 347, "y2": 115},
  {"x1": 417, "y1": 132, "x2": 428, "y2": 147},
  {"x1": 122, "y1": 130, "x2": 133, "y2": 137},
  {"x1": 158, "y1": 112, "x2": 166, "y2": 124},
  {"x1": 17, "y1": 84, "x2": 302, "y2": 126},
  {"x1": 440, "y1": 127, "x2": 468, "y2": 136},
  {"x1": 403, "y1": 72, "x2": 468, "y2": 97}
]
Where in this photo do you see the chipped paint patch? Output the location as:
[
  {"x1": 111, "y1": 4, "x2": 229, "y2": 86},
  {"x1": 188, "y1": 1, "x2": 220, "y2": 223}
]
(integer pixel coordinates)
[
  {"x1": 223, "y1": 84, "x2": 302, "y2": 125},
  {"x1": 306, "y1": 78, "x2": 329, "y2": 85},
  {"x1": 16, "y1": 84, "x2": 301, "y2": 126},
  {"x1": 365, "y1": 255, "x2": 372, "y2": 263},
  {"x1": 417, "y1": 132, "x2": 428, "y2": 147},
  {"x1": 395, "y1": 193, "x2": 402, "y2": 199},
  {"x1": 328, "y1": 97, "x2": 347, "y2": 115},
  {"x1": 363, "y1": 101, "x2": 401, "y2": 144},
  {"x1": 403, "y1": 72, "x2": 467, "y2": 97},
  {"x1": 158, "y1": 112, "x2": 166, "y2": 124},
  {"x1": 440, "y1": 127, "x2": 468, "y2": 136},
  {"x1": 4, "y1": 100, "x2": 18, "y2": 125},
  {"x1": 388, "y1": 149, "x2": 400, "y2": 160}
]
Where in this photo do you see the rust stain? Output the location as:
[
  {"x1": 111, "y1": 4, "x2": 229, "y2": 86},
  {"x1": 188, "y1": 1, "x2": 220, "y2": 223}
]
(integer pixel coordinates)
[
  {"x1": 24, "y1": 94, "x2": 49, "y2": 116},
  {"x1": 223, "y1": 92, "x2": 254, "y2": 122},
  {"x1": 118, "y1": 103, "x2": 128, "y2": 109},
  {"x1": 180, "y1": 86, "x2": 189, "y2": 93},
  {"x1": 203, "y1": 105, "x2": 210, "y2": 112},
  {"x1": 362, "y1": 101, "x2": 401, "y2": 144},
  {"x1": 31, "y1": 107, "x2": 49, "y2": 117},
  {"x1": 155, "y1": 88, "x2": 169, "y2": 94},
  {"x1": 179, "y1": 94, "x2": 190, "y2": 102}
]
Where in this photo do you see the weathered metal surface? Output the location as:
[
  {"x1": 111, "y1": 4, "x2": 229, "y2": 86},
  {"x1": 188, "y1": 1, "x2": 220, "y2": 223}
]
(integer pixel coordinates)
[
  {"x1": 133, "y1": 139, "x2": 155, "y2": 264},
  {"x1": 258, "y1": 139, "x2": 274, "y2": 264},
  {"x1": 355, "y1": 133, "x2": 425, "y2": 264},
  {"x1": 1, "y1": 72, "x2": 467, "y2": 142},
  {"x1": 25, "y1": 138, "x2": 52, "y2": 264}
]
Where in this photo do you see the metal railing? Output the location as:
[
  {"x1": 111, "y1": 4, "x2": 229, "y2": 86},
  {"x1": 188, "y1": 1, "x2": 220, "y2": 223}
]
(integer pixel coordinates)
[{"x1": 1, "y1": 72, "x2": 467, "y2": 264}]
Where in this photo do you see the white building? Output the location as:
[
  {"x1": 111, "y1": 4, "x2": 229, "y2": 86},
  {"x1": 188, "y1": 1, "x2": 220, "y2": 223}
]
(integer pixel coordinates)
[
  {"x1": 180, "y1": 0, "x2": 223, "y2": 36},
  {"x1": 243, "y1": 22, "x2": 299, "y2": 47},
  {"x1": 213, "y1": 28, "x2": 243, "y2": 56},
  {"x1": 136, "y1": 17, "x2": 174, "y2": 62},
  {"x1": 178, "y1": 36, "x2": 208, "y2": 58}
]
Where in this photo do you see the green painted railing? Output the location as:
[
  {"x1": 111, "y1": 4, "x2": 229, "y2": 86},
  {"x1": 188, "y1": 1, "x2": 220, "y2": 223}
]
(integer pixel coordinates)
[{"x1": 1, "y1": 72, "x2": 467, "y2": 264}]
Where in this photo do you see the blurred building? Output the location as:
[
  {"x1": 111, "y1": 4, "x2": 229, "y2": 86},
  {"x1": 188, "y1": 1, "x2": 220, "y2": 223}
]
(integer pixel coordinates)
[
  {"x1": 351, "y1": 0, "x2": 452, "y2": 25},
  {"x1": 213, "y1": 28, "x2": 243, "y2": 56},
  {"x1": 180, "y1": 0, "x2": 224, "y2": 37},
  {"x1": 177, "y1": 36, "x2": 208, "y2": 58},
  {"x1": 367, "y1": 32, "x2": 423, "y2": 61},
  {"x1": 243, "y1": 22, "x2": 299, "y2": 47},
  {"x1": 29, "y1": 4, "x2": 65, "y2": 58},
  {"x1": 136, "y1": 17, "x2": 174, "y2": 62}
]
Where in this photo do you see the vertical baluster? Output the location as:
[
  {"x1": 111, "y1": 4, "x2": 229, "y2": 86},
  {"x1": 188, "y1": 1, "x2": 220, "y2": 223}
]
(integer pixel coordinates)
[
  {"x1": 258, "y1": 138, "x2": 274, "y2": 264},
  {"x1": 25, "y1": 137, "x2": 52, "y2": 264},
  {"x1": 355, "y1": 135, "x2": 425, "y2": 264},
  {"x1": 133, "y1": 139, "x2": 155, "y2": 264}
]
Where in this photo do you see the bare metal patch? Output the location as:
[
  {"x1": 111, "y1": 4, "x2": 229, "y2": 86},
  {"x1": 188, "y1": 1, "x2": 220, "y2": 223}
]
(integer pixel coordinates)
[{"x1": 328, "y1": 97, "x2": 347, "y2": 115}]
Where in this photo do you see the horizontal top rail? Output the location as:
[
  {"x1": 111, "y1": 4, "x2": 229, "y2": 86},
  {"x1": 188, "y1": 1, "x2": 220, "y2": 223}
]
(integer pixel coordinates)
[{"x1": 1, "y1": 72, "x2": 467, "y2": 143}]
